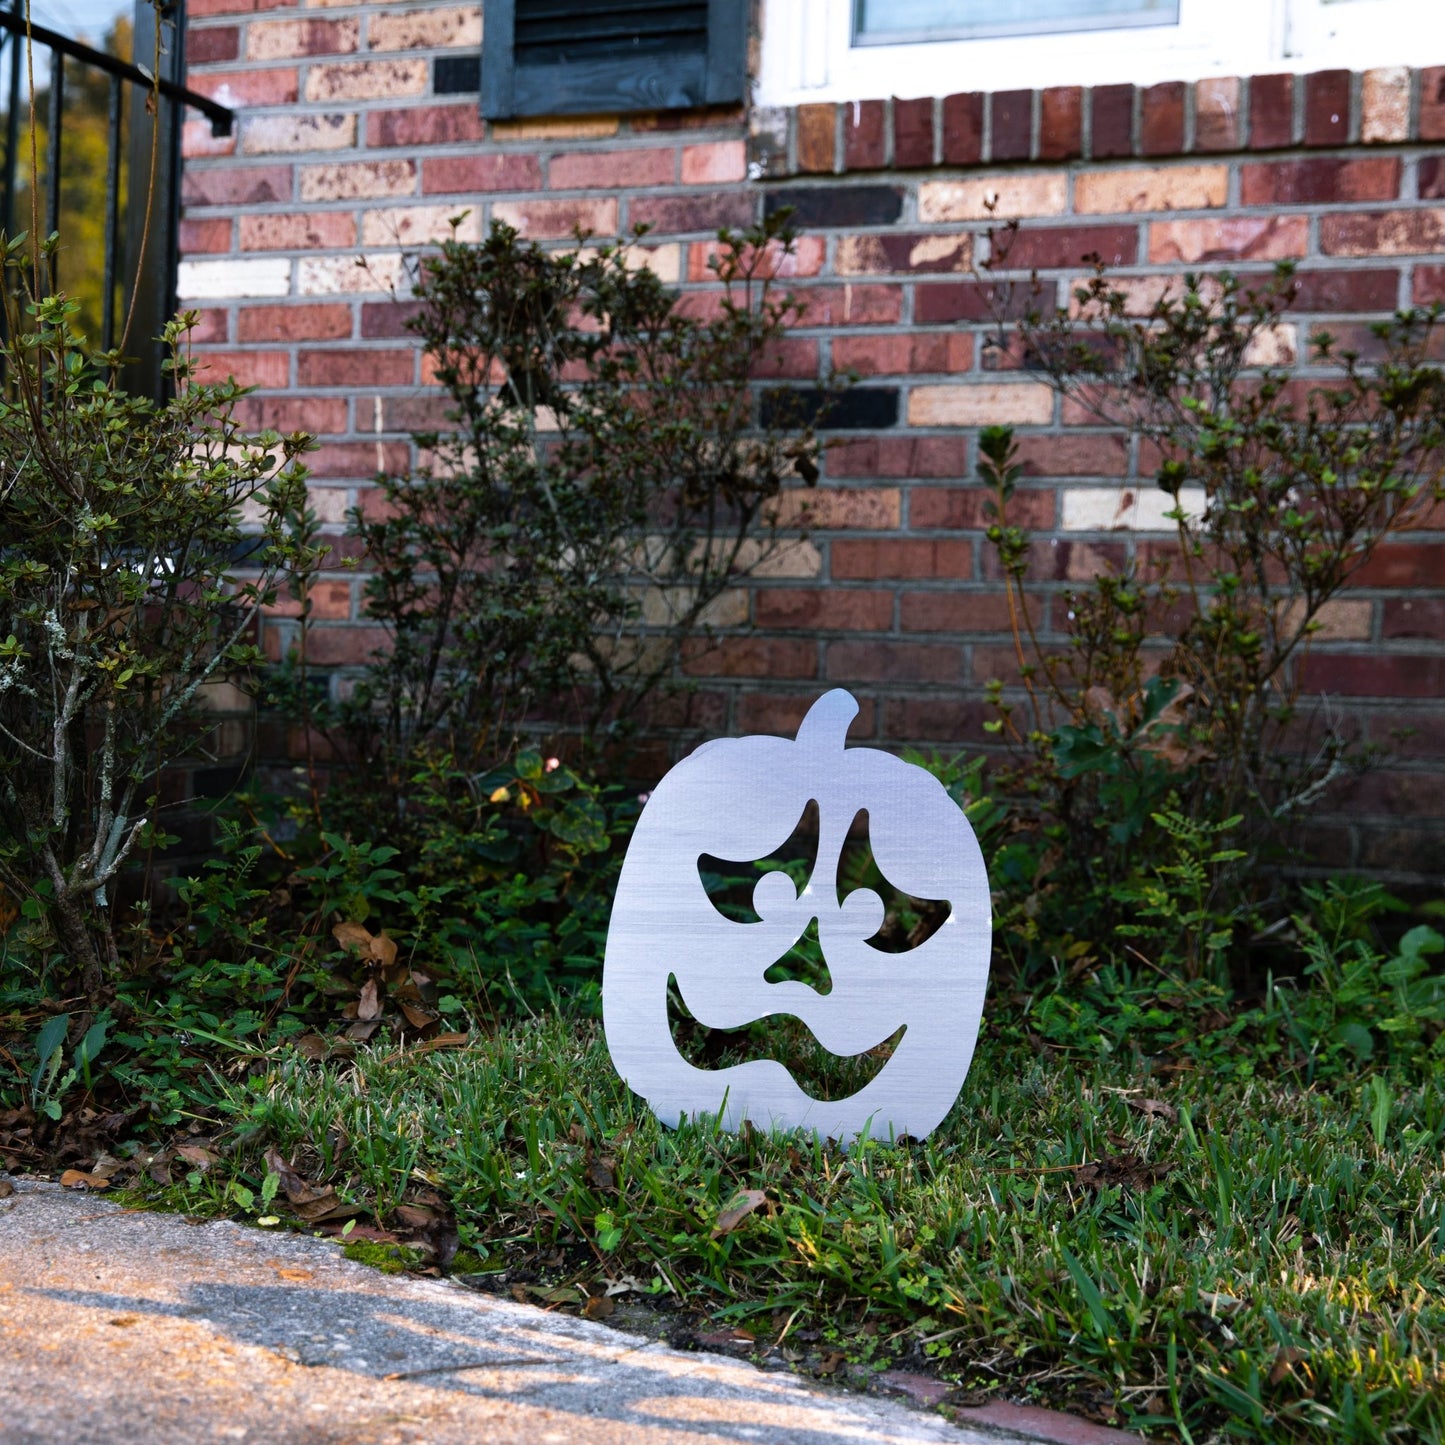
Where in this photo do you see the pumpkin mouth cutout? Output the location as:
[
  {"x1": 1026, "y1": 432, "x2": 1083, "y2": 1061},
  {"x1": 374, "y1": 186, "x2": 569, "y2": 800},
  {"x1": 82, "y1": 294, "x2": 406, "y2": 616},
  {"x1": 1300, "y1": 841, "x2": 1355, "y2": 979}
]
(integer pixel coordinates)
[{"x1": 667, "y1": 973, "x2": 905, "y2": 1102}]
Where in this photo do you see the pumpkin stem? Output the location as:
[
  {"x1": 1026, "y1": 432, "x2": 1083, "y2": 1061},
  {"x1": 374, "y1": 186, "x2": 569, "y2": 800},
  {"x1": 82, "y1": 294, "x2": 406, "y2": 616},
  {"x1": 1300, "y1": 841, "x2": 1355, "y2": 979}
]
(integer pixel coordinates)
[{"x1": 795, "y1": 689, "x2": 859, "y2": 753}]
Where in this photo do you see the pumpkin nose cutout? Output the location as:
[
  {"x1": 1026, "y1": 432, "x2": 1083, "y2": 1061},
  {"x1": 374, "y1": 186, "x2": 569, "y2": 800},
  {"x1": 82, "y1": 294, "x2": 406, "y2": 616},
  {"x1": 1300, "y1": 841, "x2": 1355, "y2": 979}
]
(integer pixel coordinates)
[{"x1": 763, "y1": 918, "x2": 833, "y2": 996}]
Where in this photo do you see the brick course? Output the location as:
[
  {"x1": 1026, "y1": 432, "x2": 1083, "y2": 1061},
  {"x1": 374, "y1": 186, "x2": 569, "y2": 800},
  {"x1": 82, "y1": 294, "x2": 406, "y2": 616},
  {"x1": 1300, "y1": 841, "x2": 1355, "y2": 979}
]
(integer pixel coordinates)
[{"x1": 180, "y1": 16, "x2": 1445, "y2": 876}]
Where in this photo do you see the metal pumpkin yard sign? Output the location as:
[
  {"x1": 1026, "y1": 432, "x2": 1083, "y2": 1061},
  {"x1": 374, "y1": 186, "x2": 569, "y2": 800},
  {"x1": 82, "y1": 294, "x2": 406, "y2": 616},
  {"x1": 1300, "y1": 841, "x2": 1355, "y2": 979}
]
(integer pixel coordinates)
[{"x1": 603, "y1": 689, "x2": 991, "y2": 1142}]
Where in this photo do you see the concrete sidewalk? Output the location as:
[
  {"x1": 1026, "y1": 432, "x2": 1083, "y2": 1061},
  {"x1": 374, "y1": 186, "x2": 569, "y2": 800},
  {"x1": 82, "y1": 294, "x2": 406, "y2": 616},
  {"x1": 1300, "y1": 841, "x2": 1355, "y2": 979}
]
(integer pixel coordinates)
[{"x1": 0, "y1": 1180, "x2": 1135, "y2": 1444}]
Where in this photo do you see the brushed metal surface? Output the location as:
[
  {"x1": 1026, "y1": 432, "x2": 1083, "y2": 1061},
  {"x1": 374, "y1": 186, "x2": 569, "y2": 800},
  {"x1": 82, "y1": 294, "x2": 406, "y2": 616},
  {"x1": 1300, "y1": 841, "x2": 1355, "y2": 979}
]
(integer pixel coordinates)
[{"x1": 603, "y1": 688, "x2": 991, "y2": 1142}]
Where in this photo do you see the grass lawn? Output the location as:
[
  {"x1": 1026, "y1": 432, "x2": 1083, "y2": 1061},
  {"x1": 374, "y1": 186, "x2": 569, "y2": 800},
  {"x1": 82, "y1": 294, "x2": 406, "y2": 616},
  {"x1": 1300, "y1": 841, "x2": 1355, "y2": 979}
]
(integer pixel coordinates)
[{"x1": 137, "y1": 1012, "x2": 1445, "y2": 1444}]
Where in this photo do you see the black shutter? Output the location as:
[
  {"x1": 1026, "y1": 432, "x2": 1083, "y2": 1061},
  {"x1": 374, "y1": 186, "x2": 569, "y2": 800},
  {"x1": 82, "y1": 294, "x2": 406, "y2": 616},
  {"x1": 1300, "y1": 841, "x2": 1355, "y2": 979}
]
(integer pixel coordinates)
[{"x1": 481, "y1": 0, "x2": 745, "y2": 120}]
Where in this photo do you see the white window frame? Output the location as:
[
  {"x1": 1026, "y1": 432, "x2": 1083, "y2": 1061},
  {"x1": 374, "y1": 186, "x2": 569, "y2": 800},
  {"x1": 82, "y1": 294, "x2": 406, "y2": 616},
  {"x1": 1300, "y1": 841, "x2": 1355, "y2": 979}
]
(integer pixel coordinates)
[
  {"x1": 1283, "y1": 0, "x2": 1442, "y2": 66},
  {"x1": 757, "y1": 0, "x2": 1443, "y2": 106}
]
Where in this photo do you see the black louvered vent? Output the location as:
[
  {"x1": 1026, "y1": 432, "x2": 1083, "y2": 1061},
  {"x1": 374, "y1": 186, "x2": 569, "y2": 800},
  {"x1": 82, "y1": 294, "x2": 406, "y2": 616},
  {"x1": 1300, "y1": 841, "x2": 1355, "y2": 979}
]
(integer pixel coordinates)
[
  {"x1": 483, "y1": 0, "x2": 743, "y2": 120},
  {"x1": 514, "y1": 1, "x2": 709, "y2": 67}
]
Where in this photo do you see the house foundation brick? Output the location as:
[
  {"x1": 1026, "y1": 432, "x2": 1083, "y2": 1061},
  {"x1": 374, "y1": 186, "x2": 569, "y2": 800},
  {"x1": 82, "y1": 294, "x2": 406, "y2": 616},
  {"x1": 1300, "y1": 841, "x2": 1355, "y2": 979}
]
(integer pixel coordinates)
[
  {"x1": 242, "y1": 113, "x2": 356, "y2": 154},
  {"x1": 183, "y1": 164, "x2": 293, "y2": 206},
  {"x1": 361, "y1": 205, "x2": 482, "y2": 245},
  {"x1": 1091, "y1": 84, "x2": 1134, "y2": 158},
  {"x1": 941, "y1": 92, "x2": 984, "y2": 165},
  {"x1": 246, "y1": 16, "x2": 358, "y2": 60},
  {"x1": 1304, "y1": 70, "x2": 1352, "y2": 148},
  {"x1": 1241, "y1": 156, "x2": 1401, "y2": 204},
  {"x1": 304, "y1": 59, "x2": 428, "y2": 102},
  {"x1": 919, "y1": 173, "x2": 1067, "y2": 221},
  {"x1": 845, "y1": 100, "x2": 887, "y2": 170},
  {"x1": 301, "y1": 158, "x2": 417, "y2": 199},
  {"x1": 1141, "y1": 82, "x2": 1185, "y2": 156},
  {"x1": 365, "y1": 6, "x2": 481, "y2": 51},
  {"x1": 892, "y1": 97, "x2": 935, "y2": 168},
  {"x1": 1361, "y1": 68, "x2": 1410, "y2": 144},
  {"x1": 796, "y1": 104, "x2": 837, "y2": 173},
  {"x1": 1148, "y1": 215, "x2": 1308, "y2": 263},
  {"x1": 180, "y1": 217, "x2": 233, "y2": 254},
  {"x1": 190, "y1": 66, "x2": 299, "y2": 106},
  {"x1": 1195, "y1": 78, "x2": 1242, "y2": 152},
  {"x1": 420, "y1": 153, "x2": 538, "y2": 193},
  {"x1": 367, "y1": 103, "x2": 485, "y2": 147},
  {"x1": 240, "y1": 211, "x2": 357, "y2": 250},
  {"x1": 297, "y1": 349, "x2": 414, "y2": 387},
  {"x1": 991, "y1": 90, "x2": 1032, "y2": 162},
  {"x1": 1038, "y1": 87, "x2": 1082, "y2": 160},
  {"x1": 492, "y1": 197, "x2": 619, "y2": 237},
  {"x1": 551, "y1": 147, "x2": 676, "y2": 190},
  {"x1": 1075, "y1": 164, "x2": 1228, "y2": 213},
  {"x1": 1250, "y1": 73, "x2": 1296, "y2": 149}
]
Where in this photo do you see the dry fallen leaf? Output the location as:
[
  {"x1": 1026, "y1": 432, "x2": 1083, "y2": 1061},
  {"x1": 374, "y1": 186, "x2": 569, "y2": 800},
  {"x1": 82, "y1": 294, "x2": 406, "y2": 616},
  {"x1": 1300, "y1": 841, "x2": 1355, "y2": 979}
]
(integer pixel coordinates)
[
  {"x1": 1269, "y1": 1345, "x2": 1308, "y2": 1386},
  {"x1": 320, "y1": 1220, "x2": 401, "y2": 1246},
  {"x1": 357, "y1": 978, "x2": 383, "y2": 1023},
  {"x1": 332, "y1": 921, "x2": 373, "y2": 954},
  {"x1": 397, "y1": 1000, "x2": 438, "y2": 1031},
  {"x1": 1073, "y1": 1155, "x2": 1172, "y2": 1192},
  {"x1": 263, "y1": 1146, "x2": 330, "y2": 1207},
  {"x1": 378, "y1": 1033, "x2": 469, "y2": 1065},
  {"x1": 333, "y1": 920, "x2": 399, "y2": 969},
  {"x1": 292, "y1": 1191, "x2": 365, "y2": 1224},
  {"x1": 586, "y1": 1156, "x2": 617, "y2": 1191},
  {"x1": 263, "y1": 1146, "x2": 365, "y2": 1223},
  {"x1": 694, "y1": 1328, "x2": 755, "y2": 1351},
  {"x1": 522, "y1": 1284, "x2": 583, "y2": 1306},
  {"x1": 59, "y1": 1169, "x2": 109, "y2": 1190},
  {"x1": 1125, "y1": 1097, "x2": 1178, "y2": 1123},
  {"x1": 713, "y1": 1188, "x2": 768, "y2": 1237}
]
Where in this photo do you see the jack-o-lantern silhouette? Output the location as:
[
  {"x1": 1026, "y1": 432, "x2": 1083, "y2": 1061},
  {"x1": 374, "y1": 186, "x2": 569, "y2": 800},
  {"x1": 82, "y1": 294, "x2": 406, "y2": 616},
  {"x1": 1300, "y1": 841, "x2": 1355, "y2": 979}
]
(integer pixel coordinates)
[{"x1": 603, "y1": 689, "x2": 991, "y2": 1141}]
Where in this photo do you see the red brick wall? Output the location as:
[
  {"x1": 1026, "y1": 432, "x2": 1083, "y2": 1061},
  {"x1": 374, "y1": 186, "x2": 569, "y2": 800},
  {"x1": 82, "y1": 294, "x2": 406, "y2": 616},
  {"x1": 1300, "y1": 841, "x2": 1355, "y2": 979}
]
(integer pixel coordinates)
[{"x1": 179, "y1": 11, "x2": 1445, "y2": 879}]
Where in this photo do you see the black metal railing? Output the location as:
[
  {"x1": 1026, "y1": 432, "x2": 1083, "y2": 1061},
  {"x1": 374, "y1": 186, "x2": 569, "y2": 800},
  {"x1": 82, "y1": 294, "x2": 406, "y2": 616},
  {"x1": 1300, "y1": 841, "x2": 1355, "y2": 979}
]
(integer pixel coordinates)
[{"x1": 0, "y1": 0, "x2": 232, "y2": 394}]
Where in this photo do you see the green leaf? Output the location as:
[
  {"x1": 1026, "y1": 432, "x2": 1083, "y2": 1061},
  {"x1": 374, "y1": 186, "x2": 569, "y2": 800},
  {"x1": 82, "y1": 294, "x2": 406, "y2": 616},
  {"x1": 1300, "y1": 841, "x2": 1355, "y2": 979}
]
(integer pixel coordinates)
[
  {"x1": 1332, "y1": 1021, "x2": 1375, "y2": 1060},
  {"x1": 1399, "y1": 925, "x2": 1443, "y2": 961},
  {"x1": 76, "y1": 1019, "x2": 108, "y2": 1070},
  {"x1": 1061, "y1": 1247, "x2": 1116, "y2": 1340},
  {"x1": 1367, "y1": 1075, "x2": 1392, "y2": 1149},
  {"x1": 31, "y1": 1013, "x2": 70, "y2": 1095}
]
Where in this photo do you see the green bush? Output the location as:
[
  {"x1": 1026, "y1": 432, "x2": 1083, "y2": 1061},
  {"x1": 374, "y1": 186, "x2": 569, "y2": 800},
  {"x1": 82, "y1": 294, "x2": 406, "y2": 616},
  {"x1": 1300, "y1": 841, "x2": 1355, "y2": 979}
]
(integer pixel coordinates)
[
  {"x1": 0, "y1": 271, "x2": 317, "y2": 1009},
  {"x1": 328, "y1": 211, "x2": 823, "y2": 796},
  {"x1": 975, "y1": 257, "x2": 1445, "y2": 982}
]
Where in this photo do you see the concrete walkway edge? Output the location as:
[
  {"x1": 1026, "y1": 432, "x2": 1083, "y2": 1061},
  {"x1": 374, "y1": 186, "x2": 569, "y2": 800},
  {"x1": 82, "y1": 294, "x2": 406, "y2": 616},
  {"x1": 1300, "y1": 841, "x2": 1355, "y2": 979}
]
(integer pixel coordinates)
[{"x1": 0, "y1": 1180, "x2": 1137, "y2": 1445}]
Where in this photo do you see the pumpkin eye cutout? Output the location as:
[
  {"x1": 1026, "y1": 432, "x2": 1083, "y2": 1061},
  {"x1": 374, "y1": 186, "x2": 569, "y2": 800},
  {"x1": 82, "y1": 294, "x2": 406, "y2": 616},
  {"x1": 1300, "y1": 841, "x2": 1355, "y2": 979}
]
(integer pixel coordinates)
[
  {"x1": 834, "y1": 809, "x2": 952, "y2": 953},
  {"x1": 698, "y1": 799, "x2": 818, "y2": 924}
]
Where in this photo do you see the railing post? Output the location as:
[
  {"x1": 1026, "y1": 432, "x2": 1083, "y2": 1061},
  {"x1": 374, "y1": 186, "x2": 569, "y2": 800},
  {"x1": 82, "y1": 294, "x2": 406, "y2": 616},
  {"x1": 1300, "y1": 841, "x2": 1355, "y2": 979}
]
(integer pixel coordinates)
[
  {"x1": 103, "y1": 74, "x2": 121, "y2": 354},
  {"x1": 121, "y1": 0, "x2": 183, "y2": 399},
  {"x1": 45, "y1": 45, "x2": 61, "y2": 292},
  {"x1": 1, "y1": 0, "x2": 20, "y2": 244}
]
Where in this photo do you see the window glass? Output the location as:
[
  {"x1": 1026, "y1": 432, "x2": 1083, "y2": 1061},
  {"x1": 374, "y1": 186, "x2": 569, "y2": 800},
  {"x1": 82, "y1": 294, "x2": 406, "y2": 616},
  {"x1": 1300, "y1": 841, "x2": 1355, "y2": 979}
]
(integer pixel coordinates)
[{"x1": 853, "y1": 0, "x2": 1180, "y2": 43}]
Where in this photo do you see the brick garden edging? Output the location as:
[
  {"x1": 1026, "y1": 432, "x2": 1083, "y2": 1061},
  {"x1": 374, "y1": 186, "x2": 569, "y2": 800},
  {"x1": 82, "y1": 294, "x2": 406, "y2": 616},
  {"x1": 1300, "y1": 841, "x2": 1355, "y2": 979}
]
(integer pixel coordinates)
[{"x1": 177, "y1": 4, "x2": 1445, "y2": 880}]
